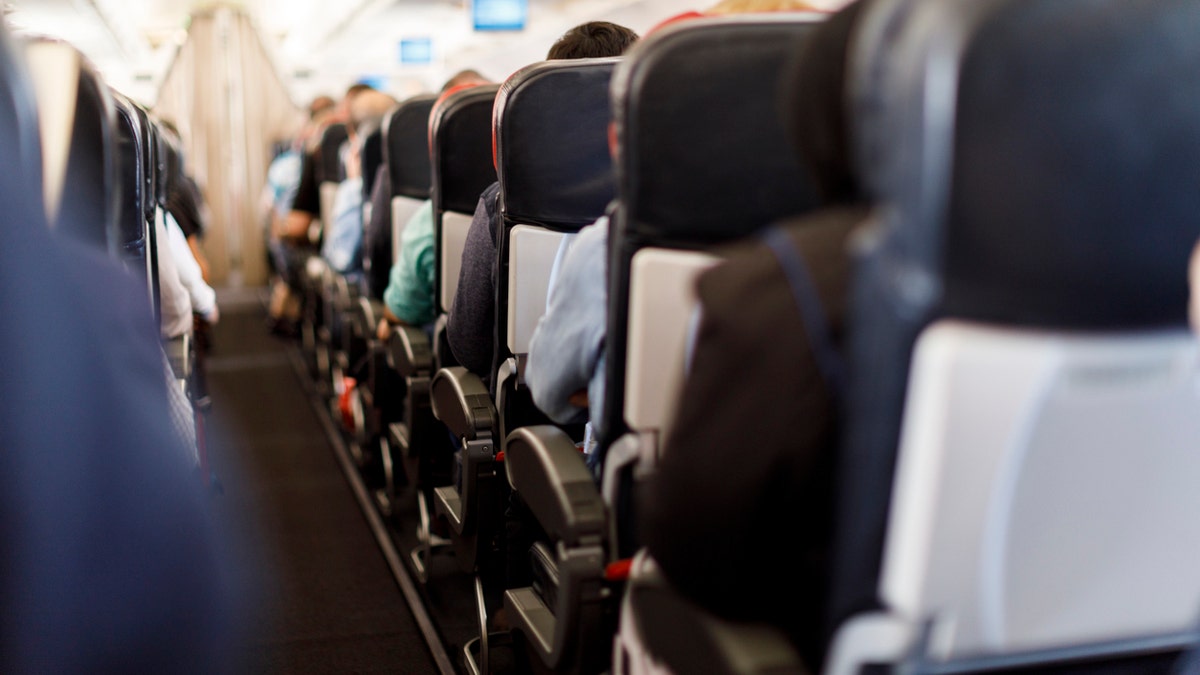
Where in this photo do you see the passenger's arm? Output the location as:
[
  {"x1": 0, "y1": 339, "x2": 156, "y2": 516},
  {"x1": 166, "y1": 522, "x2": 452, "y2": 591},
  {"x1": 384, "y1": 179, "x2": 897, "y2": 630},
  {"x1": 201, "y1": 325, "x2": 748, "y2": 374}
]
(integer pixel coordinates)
[
  {"x1": 279, "y1": 149, "x2": 320, "y2": 241},
  {"x1": 382, "y1": 201, "x2": 436, "y2": 327},
  {"x1": 525, "y1": 222, "x2": 609, "y2": 425},
  {"x1": 165, "y1": 215, "x2": 217, "y2": 323},
  {"x1": 278, "y1": 210, "x2": 314, "y2": 241},
  {"x1": 186, "y1": 235, "x2": 210, "y2": 283},
  {"x1": 155, "y1": 214, "x2": 194, "y2": 339},
  {"x1": 321, "y1": 177, "x2": 363, "y2": 273},
  {"x1": 445, "y1": 184, "x2": 500, "y2": 376}
]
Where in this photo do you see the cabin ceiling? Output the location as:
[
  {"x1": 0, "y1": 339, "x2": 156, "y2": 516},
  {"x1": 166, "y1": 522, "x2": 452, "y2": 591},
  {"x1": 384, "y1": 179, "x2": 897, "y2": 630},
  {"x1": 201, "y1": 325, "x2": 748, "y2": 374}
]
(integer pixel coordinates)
[{"x1": 5, "y1": 0, "x2": 846, "y2": 107}]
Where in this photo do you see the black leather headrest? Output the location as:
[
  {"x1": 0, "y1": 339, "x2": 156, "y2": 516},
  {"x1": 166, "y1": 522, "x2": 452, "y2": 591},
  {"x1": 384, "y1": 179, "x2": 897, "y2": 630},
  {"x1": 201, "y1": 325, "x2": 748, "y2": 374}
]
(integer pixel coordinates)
[
  {"x1": 163, "y1": 133, "x2": 184, "y2": 197},
  {"x1": 385, "y1": 94, "x2": 435, "y2": 200},
  {"x1": 318, "y1": 122, "x2": 348, "y2": 184},
  {"x1": 846, "y1": 0, "x2": 918, "y2": 200},
  {"x1": 430, "y1": 84, "x2": 500, "y2": 215},
  {"x1": 153, "y1": 123, "x2": 171, "y2": 206},
  {"x1": 111, "y1": 93, "x2": 148, "y2": 264},
  {"x1": 56, "y1": 56, "x2": 117, "y2": 252},
  {"x1": 138, "y1": 108, "x2": 156, "y2": 222},
  {"x1": 883, "y1": 0, "x2": 1200, "y2": 329},
  {"x1": 495, "y1": 58, "x2": 618, "y2": 231},
  {"x1": 360, "y1": 125, "x2": 383, "y2": 199},
  {"x1": 612, "y1": 15, "x2": 824, "y2": 245}
]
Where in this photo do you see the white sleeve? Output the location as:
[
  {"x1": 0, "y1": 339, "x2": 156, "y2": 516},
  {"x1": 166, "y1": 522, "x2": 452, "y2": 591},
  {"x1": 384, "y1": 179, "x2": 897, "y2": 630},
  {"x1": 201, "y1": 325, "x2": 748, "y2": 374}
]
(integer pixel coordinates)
[
  {"x1": 165, "y1": 213, "x2": 217, "y2": 322},
  {"x1": 155, "y1": 211, "x2": 193, "y2": 339}
]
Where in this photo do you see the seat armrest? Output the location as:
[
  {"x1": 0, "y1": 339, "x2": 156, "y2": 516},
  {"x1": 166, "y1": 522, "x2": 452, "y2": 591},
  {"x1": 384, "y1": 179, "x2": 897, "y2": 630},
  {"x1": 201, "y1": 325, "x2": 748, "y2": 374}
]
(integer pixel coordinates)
[
  {"x1": 164, "y1": 333, "x2": 191, "y2": 381},
  {"x1": 431, "y1": 366, "x2": 496, "y2": 441},
  {"x1": 356, "y1": 296, "x2": 382, "y2": 336},
  {"x1": 505, "y1": 425, "x2": 605, "y2": 549},
  {"x1": 629, "y1": 566, "x2": 808, "y2": 675},
  {"x1": 389, "y1": 324, "x2": 433, "y2": 377}
]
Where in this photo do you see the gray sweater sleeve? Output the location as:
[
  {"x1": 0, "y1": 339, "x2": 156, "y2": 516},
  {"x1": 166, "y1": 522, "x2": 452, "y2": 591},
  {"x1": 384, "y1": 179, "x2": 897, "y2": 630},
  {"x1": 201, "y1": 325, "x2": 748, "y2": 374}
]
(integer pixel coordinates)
[{"x1": 446, "y1": 181, "x2": 501, "y2": 377}]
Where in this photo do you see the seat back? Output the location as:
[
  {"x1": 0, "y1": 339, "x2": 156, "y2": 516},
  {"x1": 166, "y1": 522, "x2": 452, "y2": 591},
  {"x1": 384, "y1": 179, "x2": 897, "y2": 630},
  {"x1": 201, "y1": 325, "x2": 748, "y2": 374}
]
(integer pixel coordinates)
[
  {"x1": 317, "y1": 121, "x2": 348, "y2": 233},
  {"x1": 359, "y1": 125, "x2": 383, "y2": 206},
  {"x1": 827, "y1": 0, "x2": 1200, "y2": 669},
  {"x1": 494, "y1": 58, "x2": 620, "y2": 365},
  {"x1": 430, "y1": 84, "x2": 499, "y2": 315},
  {"x1": 385, "y1": 94, "x2": 436, "y2": 258},
  {"x1": 25, "y1": 40, "x2": 117, "y2": 251},
  {"x1": 111, "y1": 93, "x2": 153, "y2": 306},
  {"x1": 602, "y1": 15, "x2": 824, "y2": 458}
]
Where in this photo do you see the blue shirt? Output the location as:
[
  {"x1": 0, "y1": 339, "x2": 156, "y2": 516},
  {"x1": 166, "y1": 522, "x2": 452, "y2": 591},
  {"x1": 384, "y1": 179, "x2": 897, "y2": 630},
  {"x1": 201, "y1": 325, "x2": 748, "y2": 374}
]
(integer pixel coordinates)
[
  {"x1": 322, "y1": 176, "x2": 364, "y2": 274},
  {"x1": 525, "y1": 217, "x2": 609, "y2": 439},
  {"x1": 383, "y1": 200, "x2": 436, "y2": 325},
  {"x1": 266, "y1": 149, "x2": 302, "y2": 219}
]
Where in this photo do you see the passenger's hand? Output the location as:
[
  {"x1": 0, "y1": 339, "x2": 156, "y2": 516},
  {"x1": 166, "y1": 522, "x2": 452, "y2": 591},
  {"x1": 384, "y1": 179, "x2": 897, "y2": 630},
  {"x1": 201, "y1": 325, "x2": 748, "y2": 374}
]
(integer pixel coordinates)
[
  {"x1": 376, "y1": 318, "x2": 393, "y2": 342},
  {"x1": 568, "y1": 389, "x2": 588, "y2": 408}
]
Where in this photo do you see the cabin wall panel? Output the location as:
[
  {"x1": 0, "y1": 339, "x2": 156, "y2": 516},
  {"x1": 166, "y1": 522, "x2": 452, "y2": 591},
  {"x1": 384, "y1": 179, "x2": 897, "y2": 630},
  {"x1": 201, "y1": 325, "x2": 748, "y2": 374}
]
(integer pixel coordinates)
[{"x1": 155, "y1": 8, "x2": 301, "y2": 287}]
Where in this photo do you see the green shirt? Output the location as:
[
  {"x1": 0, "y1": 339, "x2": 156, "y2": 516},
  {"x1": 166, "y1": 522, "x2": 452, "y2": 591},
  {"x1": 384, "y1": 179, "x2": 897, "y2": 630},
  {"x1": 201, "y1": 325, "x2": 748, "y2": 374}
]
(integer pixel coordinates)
[{"x1": 383, "y1": 200, "x2": 435, "y2": 326}]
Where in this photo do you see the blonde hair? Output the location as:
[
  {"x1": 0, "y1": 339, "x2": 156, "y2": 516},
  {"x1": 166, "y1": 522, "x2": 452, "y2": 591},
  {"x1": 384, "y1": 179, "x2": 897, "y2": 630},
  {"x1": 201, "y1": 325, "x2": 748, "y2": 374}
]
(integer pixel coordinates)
[{"x1": 705, "y1": 0, "x2": 823, "y2": 14}]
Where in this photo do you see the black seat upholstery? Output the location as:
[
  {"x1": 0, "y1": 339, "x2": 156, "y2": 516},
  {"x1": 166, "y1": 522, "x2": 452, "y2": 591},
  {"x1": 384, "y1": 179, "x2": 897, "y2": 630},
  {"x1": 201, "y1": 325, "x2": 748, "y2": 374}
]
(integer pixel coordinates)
[
  {"x1": 825, "y1": 0, "x2": 1200, "y2": 671},
  {"x1": 111, "y1": 93, "x2": 153, "y2": 304},
  {"x1": 429, "y1": 57, "x2": 619, "y2": 675},
  {"x1": 360, "y1": 125, "x2": 383, "y2": 203},
  {"x1": 431, "y1": 83, "x2": 500, "y2": 319},
  {"x1": 317, "y1": 121, "x2": 348, "y2": 185},
  {"x1": 501, "y1": 16, "x2": 825, "y2": 675},
  {"x1": 26, "y1": 41, "x2": 118, "y2": 252},
  {"x1": 382, "y1": 85, "x2": 498, "y2": 587},
  {"x1": 385, "y1": 94, "x2": 436, "y2": 204},
  {"x1": 600, "y1": 15, "x2": 823, "y2": 457},
  {"x1": 352, "y1": 97, "x2": 439, "y2": 512},
  {"x1": 492, "y1": 56, "x2": 619, "y2": 434}
]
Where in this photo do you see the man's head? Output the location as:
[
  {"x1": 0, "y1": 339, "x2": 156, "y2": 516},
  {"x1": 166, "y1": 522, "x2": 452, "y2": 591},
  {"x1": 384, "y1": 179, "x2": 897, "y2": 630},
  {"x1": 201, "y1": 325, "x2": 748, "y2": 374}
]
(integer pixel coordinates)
[
  {"x1": 308, "y1": 95, "x2": 336, "y2": 119},
  {"x1": 441, "y1": 69, "x2": 490, "y2": 92},
  {"x1": 335, "y1": 82, "x2": 376, "y2": 122},
  {"x1": 349, "y1": 89, "x2": 397, "y2": 134},
  {"x1": 547, "y1": 21, "x2": 639, "y2": 60}
]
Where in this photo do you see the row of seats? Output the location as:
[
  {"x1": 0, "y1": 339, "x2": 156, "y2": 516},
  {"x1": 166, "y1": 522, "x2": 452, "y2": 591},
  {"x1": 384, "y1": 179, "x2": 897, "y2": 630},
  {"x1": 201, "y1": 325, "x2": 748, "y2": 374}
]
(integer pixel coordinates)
[
  {"x1": 0, "y1": 20, "x2": 233, "y2": 673},
  {"x1": 19, "y1": 37, "x2": 217, "y2": 476},
  {"x1": 292, "y1": 2, "x2": 1200, "y2": 674}
]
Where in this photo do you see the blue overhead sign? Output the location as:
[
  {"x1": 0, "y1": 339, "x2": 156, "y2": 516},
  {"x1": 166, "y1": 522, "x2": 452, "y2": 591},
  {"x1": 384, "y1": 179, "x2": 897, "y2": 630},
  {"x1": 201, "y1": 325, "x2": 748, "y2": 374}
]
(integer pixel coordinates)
[
  {"x1": 399, "y1": 38, "x2": 434, "y2": 65},
  {"x1": 473, "y1": 0, "x2": 527, "y2": 31}
]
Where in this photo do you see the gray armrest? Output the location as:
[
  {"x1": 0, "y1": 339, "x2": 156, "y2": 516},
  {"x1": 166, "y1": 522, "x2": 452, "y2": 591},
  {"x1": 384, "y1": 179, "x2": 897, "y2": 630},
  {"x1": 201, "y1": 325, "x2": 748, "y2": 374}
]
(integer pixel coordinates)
[
  {"x1": 431, "y1": 367, "x2": 499, "y2": 541},
  {"x1": 430, "y1": 366, "x2": 496, "y2": 441},
  {"x1": 163, "y1": 333, "x2": 191, "y2": 381},
  {"x1": 355, "y1": 296, "x2": 382, "y2": 339},
  {"x1": 503, "y1": 429, "x2": 608, "y2": 671},
  {"x1": 330, "y1": 272, "x2": 355, "y2": 308},
  {"x1": 629, "y1": 566, "x2": 808, "y2": 675},
  {"x1": 389, "y1": 325, "x2": 433, "y2": 377},
  {"x1": 504, "y1": 425, "x2": 605, "y2": 549}
]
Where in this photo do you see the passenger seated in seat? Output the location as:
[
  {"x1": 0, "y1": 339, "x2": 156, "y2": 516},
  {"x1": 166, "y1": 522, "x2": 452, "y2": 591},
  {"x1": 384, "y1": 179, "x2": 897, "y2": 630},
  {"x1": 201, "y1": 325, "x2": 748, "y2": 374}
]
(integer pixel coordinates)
[
  {"x1": 321, "y1": 89, "x2": 397, "y2": 276},
  {"x1": 638, "y1": 2, "x2": 870, "y2": 669},
  {"x1": 443, "y1": 21, "x2": 639, "y2": 377},
  {"x1": 525, "y1": 1, "x2": 822, "y2": 464},
  {"x1": 376, "y1": 70, "x2": 492, "y2": 338},
  {"x1": 269, "y1": 84, "x2": 374, "y2": 332},
  {"x1": 266, "y1": 98, "x2": 336, "y2": 330},
  {"x1": 367, "y1": 71, "x2": 488, "y2": 306}
]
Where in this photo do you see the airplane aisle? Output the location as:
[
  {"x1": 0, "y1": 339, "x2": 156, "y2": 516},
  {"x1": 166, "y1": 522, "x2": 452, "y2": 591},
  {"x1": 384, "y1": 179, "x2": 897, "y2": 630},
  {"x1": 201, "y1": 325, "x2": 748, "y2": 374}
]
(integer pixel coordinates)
[{"x1": 204, "y1": 288, "x2": 438, "y2": 674}]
